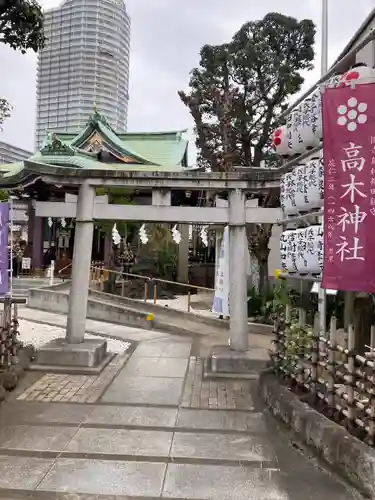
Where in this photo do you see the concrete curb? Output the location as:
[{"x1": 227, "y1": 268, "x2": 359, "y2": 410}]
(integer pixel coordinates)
[{"x1": 259, "y1": 370, "x2": 375, "y2": 498}]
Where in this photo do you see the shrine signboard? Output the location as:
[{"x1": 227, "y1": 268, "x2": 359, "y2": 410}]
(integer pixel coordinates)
[{"x1": 322, "y1": 83, "x2": 375, "y2": 292}]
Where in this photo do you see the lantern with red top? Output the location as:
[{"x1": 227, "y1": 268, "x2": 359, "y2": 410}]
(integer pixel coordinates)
[
  {"x1": 338, "y1": 62, "x2": 375, "y2": 88},
  {"x1": 271, "y1": 125, "x2": 289, "y2": 157}
]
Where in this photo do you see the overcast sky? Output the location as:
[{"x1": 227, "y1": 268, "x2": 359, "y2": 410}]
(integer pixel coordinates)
[{"x1": 0, "y1": 0, "x2": 374, "y2": 159}]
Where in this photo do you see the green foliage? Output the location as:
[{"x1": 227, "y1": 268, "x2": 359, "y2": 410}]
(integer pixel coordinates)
[
  {"x1": 0, "y1": 0, "x2": 45, "y2": 128},
  {"x1": 0, "y1": 99, "x2": 11, "y2": 130},
  {"x1": 94, "y1": 187, "x2": 139, "y2": 240},
  {"x1": 179, "y1": 12, "x2": 316, "y2": 171},
  {"x1": 179, "y1": 12, "x2": 315, "y2": 295},
  {"x1": 146, "y1": 224, "x2": 177, "y2": 279},
  {"x1": 247, "y1": 287, "x2": 263, "y2": 317},
  {"x1": 0, "y1": 0, "x2": 45, "y2": 53},
  {"x1": 0, "y1": 189, "x2": 9, "y2": 201},
  {"x1": 247, "y1": 278, "x2": 300, "y2": 320},
  {"x1": 283, "y1": 321, "x2": 314, "y2": 372}
]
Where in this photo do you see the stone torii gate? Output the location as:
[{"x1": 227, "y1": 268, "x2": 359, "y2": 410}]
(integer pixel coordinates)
[{"x1": 29, "y1": 164, "x2": 280, "y2": 369}]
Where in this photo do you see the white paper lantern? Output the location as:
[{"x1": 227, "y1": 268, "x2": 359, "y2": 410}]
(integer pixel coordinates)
[
  {"x1": 280, "y1": 230, "x2": 297, "y2": 273},
  {"x1": 305, "y1": 156, "x2": 322, "y2": 211},
  {"x1": 271, "y1": 125, "x2": 290, "y2": 157},
  {"x1": 295, "y1": 228, "x2": 308, "y2": 274},
  {"x1": 310, "y1": 87, "x2": 323, "y2": 142},
  {"x1": 286, "y1": 107, "x2": 304, "y2": 156},
  {"x1": 327, "y1": 74, "x2": 342, "y2": 88},
  {"x1": 300, "y1": 98, "x2": 320, "y2": 151},
  {"x1": 285, "y1": 230, "x2": 298, "y2": 273},
  {"x1": 294, "y1": 165, "x2": 309, "y2": 214},
  {"x1": 280, "y1": 231, "x2": 288, "y2": 273},
  {"x1": 281, "y1": 171, "x2": 298, "y2": 217},
  {"x1": 318, "y1": 152, "x2": 324, "y2": 205},
  {"x1": 305, "y1": 225, "x2": 321, "y2": 274},
  {"x1": 339, "y1": 63, "x2": 375, "y2": 87}
]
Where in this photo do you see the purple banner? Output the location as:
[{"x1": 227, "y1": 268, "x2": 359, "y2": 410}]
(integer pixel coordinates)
[
  {"x1": 0, "y1": 203, "x2": 9, "y2": 295},
  {"x1": 322, "y1": 84, "x2": 375, "y2": 292}
]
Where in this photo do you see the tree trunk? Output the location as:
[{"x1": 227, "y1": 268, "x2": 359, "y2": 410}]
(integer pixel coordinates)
[{"x1": 258, "y1": 257, "x2": 269, "y2": 297}]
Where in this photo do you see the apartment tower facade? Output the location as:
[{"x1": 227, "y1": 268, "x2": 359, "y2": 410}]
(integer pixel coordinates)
[{"x1": 35, "y1": 0, "x2": 130, "y2": 149}]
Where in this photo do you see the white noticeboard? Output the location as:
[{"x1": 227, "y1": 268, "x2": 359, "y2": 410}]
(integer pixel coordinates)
[
  {"x1": 212, "y1": 226, "x2": 230, "y2": 317},
  {"x1": 21, "y1": 257, "x2": 31, "y2": 270}
]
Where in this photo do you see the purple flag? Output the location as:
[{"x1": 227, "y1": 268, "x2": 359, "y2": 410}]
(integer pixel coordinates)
[{"x1": 0, "y1": 203, "x2": 9, "y2": 295}]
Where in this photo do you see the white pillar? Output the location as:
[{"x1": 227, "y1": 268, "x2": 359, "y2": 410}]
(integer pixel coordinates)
[
  {"x1": 66, "y1": 183, "x2": 95, "y2": 344},
  {"x1": 177, "y1": 224, "x2": 190, "y2": 283},
  {"x1": 152, "y1": 189, "x2": 171, "y2": 206},
  {"x1": 229, "y1": 189, "x2": 248, "y2": 351}
]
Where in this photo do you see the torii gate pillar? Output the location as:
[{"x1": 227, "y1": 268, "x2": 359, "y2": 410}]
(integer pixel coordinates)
[
  {"x1": 66, "y1": 182, "x2": 96, "y2": 343},
  {"x1": 228, "y1": 189, "x2": 248, "y2": 352}
]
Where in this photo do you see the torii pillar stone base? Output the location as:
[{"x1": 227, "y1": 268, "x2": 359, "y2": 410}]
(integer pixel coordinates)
[{"x1": 32, "y1": 183, "x2": 110, "y2": 374}]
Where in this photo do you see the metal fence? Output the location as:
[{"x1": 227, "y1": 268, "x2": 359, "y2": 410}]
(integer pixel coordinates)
[
  {"x1": 271, "y1": 304, "x2": 375, "y2": 446},
  {"x1": 89, "y1": 265, "x2": 214, "y2": 313}
]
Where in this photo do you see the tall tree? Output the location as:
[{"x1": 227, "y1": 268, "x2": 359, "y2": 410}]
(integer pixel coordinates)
[
  {"x1": 0, "y1": 0, "x2": 45, "y2": 128},
  {"x1": 179, "y1": 12, "x2": 315, "y2": 292}
]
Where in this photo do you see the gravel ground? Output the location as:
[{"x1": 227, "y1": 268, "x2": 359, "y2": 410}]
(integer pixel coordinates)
[{"x1": 17, "y1": 319, "x2": 131, "y2": 353}]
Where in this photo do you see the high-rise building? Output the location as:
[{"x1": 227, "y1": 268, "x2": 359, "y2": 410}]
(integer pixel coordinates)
[
  {"x1": 0, "y1": 141, "x2": 32, "y2": 164},
  {"x1": 35, "y1": 0, "x2": 130, "y2": 149}
]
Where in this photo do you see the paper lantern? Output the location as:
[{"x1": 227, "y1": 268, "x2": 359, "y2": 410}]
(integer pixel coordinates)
[
  {"x1": 339, "y1": 63, "x2": 375, "y2": 87},
  {"x1": 310, "y1": 88, "x2": 323, "y2": 142},
  {"x1": 327, "y1": 74, "x2": 342, "y2": 88},
  {"x1": 294, "y1": 165, "x2": 309, "y2": 214},
  {"x1": 286, "y1": 106, "x2": 304, "y2": 155},
  {"x1": 280, "y1": 231, "x2": 288, "y2": 272},
  {"x1": 295, "y1": 228, "x2": 309, "y2": 274},
  {"x1": 300, "y1": 98, "x2": 320, "y2": 150},
  {"x1": 305, "y1": 156, "x2": 323, "y2": 211},
  {"x1": 305, "y1": 225, "x2": 321, "y2": 274},
  {"x1": 271, "y1": 125, "x2": 289, "y2": 157},
  {"x1": 281, "y1": 230, "x2": 297, "y2": 273},
  {"x1": 280, "y1": 171, "x2": 298, "y2": 217}
]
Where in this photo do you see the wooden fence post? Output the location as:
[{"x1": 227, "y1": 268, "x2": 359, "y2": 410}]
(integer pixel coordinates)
[
  {"x1": 346, "y1": 324, "x2": 356, "y2": 429},
  {"x1": 298, "y1": 307, "x2": 306, "y2": 386},
  {"x1": 328, "y1": 316, "x2": 337, "y2": 410},
  {"x1": 310, "y1": 312, "x2": 320, "y2": 399}
]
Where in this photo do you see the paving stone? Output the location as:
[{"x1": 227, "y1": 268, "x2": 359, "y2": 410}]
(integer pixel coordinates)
[
  {"x1": 162, "y1": 464, "x2": 287, "y2": 500},
  {"x1": 37, "y1": 458, "x2": 166, "y2": 496},
  {"x1": 0, "y1": 455, "x2": 55, "y2": 490},
  {"x1": 85, "y1": 405, "x2": 178, "y2": 427},
  {"x1": 133, "y1": 341, "x2": 192, "y2": 358},
  {"x1": 0, "y1": 425, "x2": 78, "y2": 452},
  {"x1": 101, "y1": 375, "x2": 184, "y2": 405},
  {"x1": 176, "y1": 409, "x2": 266, "y2": 432},
  {"x1": 122, "y1": 356, "x2": 189, "y2": 378},
  {"x1": 170, "y1": 431, "x2": 274, "y2": 463},
  {"x1": 66, "y1": 428, "x2": 173, "y2": 457},
  {"x1": 181, "y1": 357, "x2": 254, "y2": 410}
]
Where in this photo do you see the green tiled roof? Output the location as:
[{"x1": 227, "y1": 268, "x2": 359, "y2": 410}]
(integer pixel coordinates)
[
  {"x1": 120, "y1": 133, "x2": 188, "y2": 166},
  {"x1": 0, "y1": 109, "x2": 190, "y2": 186}
]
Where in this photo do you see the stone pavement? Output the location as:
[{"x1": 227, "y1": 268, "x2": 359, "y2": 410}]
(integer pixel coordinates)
[{"x1": 0, "y1": 309, "x2": 364, "y2": 499}]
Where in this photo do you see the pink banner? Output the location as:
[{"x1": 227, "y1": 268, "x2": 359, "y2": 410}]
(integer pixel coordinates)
[{"x1": 322, "y1": 83, "x2": 375, "y2": 292}]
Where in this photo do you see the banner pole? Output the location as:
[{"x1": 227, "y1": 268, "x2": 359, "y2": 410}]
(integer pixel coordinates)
[
  {"x1": 319, "y1": 0, "x2": 328, "y2": 337},
  {"x1": 9, "y1": 196, "x2": 13, "y2": 298}
]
